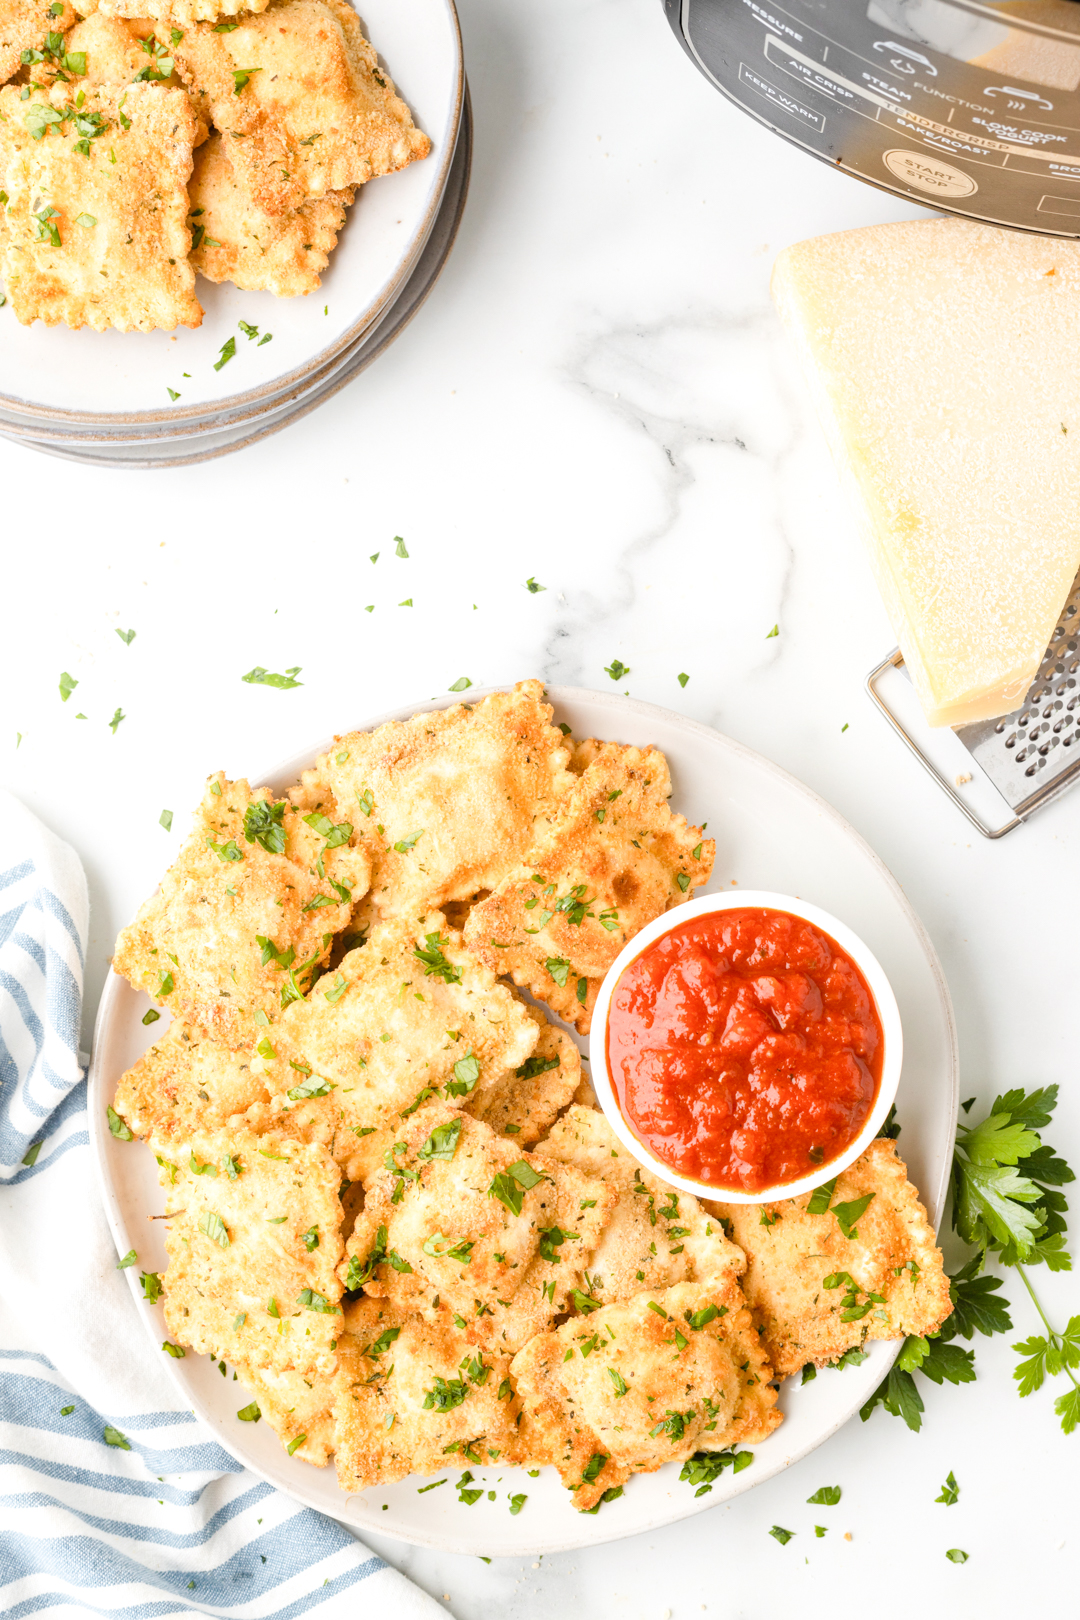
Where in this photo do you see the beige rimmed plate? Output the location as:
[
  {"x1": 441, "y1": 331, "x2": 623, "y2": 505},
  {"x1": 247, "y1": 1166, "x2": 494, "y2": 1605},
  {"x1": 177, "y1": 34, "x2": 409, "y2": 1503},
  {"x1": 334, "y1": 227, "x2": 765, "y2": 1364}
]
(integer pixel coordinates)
[
  {"x1": 0, "y1": 0, "x2": 462, "y2": 430},
  {"x1": 88, "y1": 686, "x2": 958, "y2": 1555},
  {"x1": 0, "y1": 92, "x2": 471, "y2": 466}
]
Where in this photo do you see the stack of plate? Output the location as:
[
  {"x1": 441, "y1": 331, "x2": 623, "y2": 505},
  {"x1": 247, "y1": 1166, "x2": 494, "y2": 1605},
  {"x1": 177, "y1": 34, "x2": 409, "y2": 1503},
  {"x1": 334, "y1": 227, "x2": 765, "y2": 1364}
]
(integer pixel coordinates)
[{"x1": 0, "y1": 0, "x2": 467, "y2": 469}]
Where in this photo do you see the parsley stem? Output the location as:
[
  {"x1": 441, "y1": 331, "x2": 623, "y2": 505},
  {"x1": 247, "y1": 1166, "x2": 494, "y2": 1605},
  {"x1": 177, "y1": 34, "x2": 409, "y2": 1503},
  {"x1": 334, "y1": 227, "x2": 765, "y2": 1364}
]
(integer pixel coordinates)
[{"x1": 1016, "y1": 1263, "x2": 1080, "y2": 1394}]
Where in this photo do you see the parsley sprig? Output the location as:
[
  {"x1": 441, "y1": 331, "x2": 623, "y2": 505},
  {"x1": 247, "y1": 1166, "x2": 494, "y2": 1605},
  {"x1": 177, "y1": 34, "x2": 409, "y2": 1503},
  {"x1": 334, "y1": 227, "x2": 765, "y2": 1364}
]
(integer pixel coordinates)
[{"x1": 862, "y1": 1085, "x2": 1076, "y2": 1435}]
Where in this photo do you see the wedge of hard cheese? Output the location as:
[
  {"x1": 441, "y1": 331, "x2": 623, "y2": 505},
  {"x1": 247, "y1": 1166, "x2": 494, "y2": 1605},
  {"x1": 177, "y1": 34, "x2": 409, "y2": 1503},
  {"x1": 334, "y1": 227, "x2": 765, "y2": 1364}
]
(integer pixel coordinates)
[{"x1": 772, "y1": 218, "x2": 1080, "y2": 728}]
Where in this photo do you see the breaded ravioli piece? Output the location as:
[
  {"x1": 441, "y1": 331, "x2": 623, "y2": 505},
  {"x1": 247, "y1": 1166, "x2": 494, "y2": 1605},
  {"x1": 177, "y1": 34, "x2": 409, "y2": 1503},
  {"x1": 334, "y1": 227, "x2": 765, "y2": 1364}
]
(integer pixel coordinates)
[
  {"x1": 464, "y1": 743, "x2": 714, "y2": 1033},
  {"x1": 240, "y1": 912, "x2": 540, "y2": 1180},
  {"x1": 231, "y1": 1358, "x2": 335, "y2": 1465},
  {"x1": 98, "y1": 0, "x2": 270, "y2": 24},
  {"x1": 187, "y1": 132, "x2": 352, "y2": 296},
  {"x1": 160, "y1": 1126, "x2": 344, "y2": 1377},
  {"x1": 467, "y1": 999, "x2": 581, "y2": 1145},
  {"x1": 511, "y1": 1276, "x2": 781, "y2": 1510},
  {"x1": 709, "y1": 1137, "x2": 952, "y2": 1377},
  {"x1": 113, "y1": 1020, "x2": 273, "y2": 1144},
  {"x1": 165, "y1": 0, "x2": 429, "y2": 216},
  {"x1": 296, "y1": 681, "x2": 575, "y2": 922},
  {"x1": 0, "y1": 80, "x2": 201, "y2": 330},
  {"x1": 332, "y1": 1300, "x2": 520, "y2": 1491},
  {"x1": 59, "y1": 14, "x2": 209, "y2": 141},
  {"x1": 113, "y1": 773, "x2": 371, "y2": 1044},
  {"x1": 538, "y1": 1106, "x2": 743, "y2": 1303},
  {"x1": 0, "y1": 0, "x2": 76, "y2": 86},
  {"x1": 341, "y1": 1101, "x2": 617, "y2": 1355}
]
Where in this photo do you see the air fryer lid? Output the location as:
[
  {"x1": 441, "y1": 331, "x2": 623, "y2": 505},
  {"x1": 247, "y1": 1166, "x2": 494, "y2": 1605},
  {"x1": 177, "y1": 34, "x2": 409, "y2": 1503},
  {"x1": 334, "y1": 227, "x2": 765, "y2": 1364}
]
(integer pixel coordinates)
[{"x1": 664, "y1": 0, "x2": 1080, "y2": 234}]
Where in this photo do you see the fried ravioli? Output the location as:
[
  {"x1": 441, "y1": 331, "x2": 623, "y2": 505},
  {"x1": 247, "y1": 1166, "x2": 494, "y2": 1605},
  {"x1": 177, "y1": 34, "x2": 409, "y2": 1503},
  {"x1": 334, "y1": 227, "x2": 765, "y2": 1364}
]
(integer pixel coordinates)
[
  {"x1": 0, "y1": 80, "x2": 201, "y2": 330},
  {"x1": 341, "y1": 1101, "x2": 617, "y2": 1354},
  {"x1": 231, "y1": 1358, "x2": 335, "y2": 1465},
  {"x1": 0, "y1": 0, "x2": 76, "y2": 86},
  {"x1": 296, "y1": 681, "x2": 575, "y2": 922},
  {"x1": 160, "y1": 1126, "x2": 344, "y2": 1378},
  {"x1": 165, "y1": 0, "x2": 430, "y2": 216},
  {"x1": 113, "y1": 1020, "x2": 273, "y2": 1143},
  {"x1": 332, "y1": 1300, "x2": 521, "y2": 1491},
  {"x1": 113, "y1": 773, "x2": 371, "y2": 1044},
  {"x1": 465, "y1": 1000, "x2": 581, "y2": 1145},
  {"x1": 187, "y1": 131, "x2": 352, "y2": 295},
  {"x1": 98, "y1": 0, "x2": 271, "y2": 23},
  {"x1": 240, "y1": 912, "x2": 540, "y2": 1179},
  {"x1": 60, "y1": 14, "x2": 210, "y2": 141},
  {"x1": 464, "y1": 743, "x2": 714, "y2": 1033},
  {"x1": 538, "y1": 1105, "x2": 744, "y2": 1302},
  {"x1": 709, "y1": 1137, "x2": 952, "y2": 1377},
  {"x1": 511, "y1": 1276, "x2": 781, "y2": 1510}
]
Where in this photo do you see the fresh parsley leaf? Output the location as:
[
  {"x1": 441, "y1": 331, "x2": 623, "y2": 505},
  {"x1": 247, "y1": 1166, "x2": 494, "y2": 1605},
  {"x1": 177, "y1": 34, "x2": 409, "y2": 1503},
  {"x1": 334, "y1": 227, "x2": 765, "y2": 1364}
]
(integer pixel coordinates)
[
  {"x1": 413, "y1": 931, "x2": 460, "y2": 984},
  {"x1": 545, "y1": 956, "x2": 570, "y2": 987},
  {"x1": 198, "y1": 1211, "x2": 229, "y2": 1248},
  {"x1": 807, "y1": 1485, "x2": 841, "y2": 1505},
  {"x1": 244, "y1": 798, "x2": 286, "y2": 853},
  {"x1": 806, "y1": 1177, "x2": 837, "y2": 1215},
  {"x1": 103, "y1": 1426, "x2": 130, "y2": 1450},
  {"x1": 116, "y1": 1249, "x2": 137, "y2": 1269},
  {"x1": 115, "y1": 625, "x2": 135, "y2": 642},
  {"x1": 448, "y1": 676, "x2": 472, "y2": 692},
  {"x1": 418, "y1": 1118, "x2": 462, "y2": 1162},
  {"x1": 107, "y1": 1106, "x2": 133, "y2": 1141},
  {"x1": 489, "y1": 1159, "x2": 544, "y2": 1216},
  {"x1": 832, "y1": 1193, "x2": 875, "y2": 1240},
  {"x1": 241, "y1": 665, "x2": 303, "y2": 689},
  {"x1": 59, "y1": 671, "x2": 78, "y2": 702},
  {"x1": 769, "y1": 1525, "x2": 793, "y2": 1545},
  {"x1": 604, "y1": 660, "x2": 629, "y2": 681},
  {"x1": 236, "y1": 1402, "x2": 261, "y2": 1422},
  {"x1": 936, "y1": 1470, "x2": 959, "y2": 1505},
  {"x1": 945, "y1": 1549, "x2": 968, "y2": 1564}
]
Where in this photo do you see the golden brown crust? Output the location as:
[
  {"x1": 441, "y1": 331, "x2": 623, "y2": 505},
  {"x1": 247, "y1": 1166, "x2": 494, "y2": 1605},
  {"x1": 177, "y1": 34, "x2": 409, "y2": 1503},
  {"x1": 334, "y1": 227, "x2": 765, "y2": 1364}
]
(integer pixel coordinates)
[
  {"x1": 166, "y1": 0, "x2": 429, "y2": 216},
  {"x1": 510, "y1": 1276, "x2": 780, "y2": 1510},
  {"x1": 709, "y1": 1137, "x2": 952, "y2": 1377},
  {"x1": 340, "y1": 1100, "x2": 618, "y2": 1354},
  {"x1": 538, "y1": 1105, "x2": 744, "y2": 1303},
  {"x1": 464, "y1": 743, "x2": 714, "y2": 1033},
  {"x1": 99, "y1": 0, "x2": 271, "y2": 22},
  {"x1": 187, "y1": 131, "x2": 351, "y2": 295},
  {"x1": 332, "y1": 1301, "x2": 521, "y2": 1491},
  {"x1": 0, "y1": 0, "x2": 76, "y2": 87},
  {"x1": 113, "y1": 1021, "x2": 273, "y2": 1143},
  {"x1": 232, "y1": 1358, "x2": 335, "y2": 1466},
  {"x1": 0, "y1": 79, "x2": 202, "y2": 331},
  {"x1": 160, "y1": 1125, "x2": 344, "y2": 1378},
  {"x1": 236, "y1": 911, "x2": 540, "y2": 1181},
  {"x1": 112, "y1": 773, "x2": 371, "y2": 1045},
  {"x1": 298, "y1": 681, "x2": 575, "y2": 921}
]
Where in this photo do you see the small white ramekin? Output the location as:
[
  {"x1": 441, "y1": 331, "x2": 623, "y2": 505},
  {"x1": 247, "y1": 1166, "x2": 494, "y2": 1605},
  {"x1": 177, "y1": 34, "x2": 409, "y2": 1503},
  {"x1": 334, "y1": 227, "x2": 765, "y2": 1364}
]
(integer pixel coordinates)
[{"x1": 589, "y1": 889, "x2": 903, "y2": 1205}]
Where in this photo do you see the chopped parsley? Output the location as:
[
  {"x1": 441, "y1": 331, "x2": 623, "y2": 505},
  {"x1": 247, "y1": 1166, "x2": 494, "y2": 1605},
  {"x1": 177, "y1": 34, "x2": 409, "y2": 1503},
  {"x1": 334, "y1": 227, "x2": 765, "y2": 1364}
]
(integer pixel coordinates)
[
  {"x1": 244, "y1": 798, "x2": 286, "y2": 852},
  {"x1": 604, "y1": 660, "x2": 629, "y2": 681},
  {"x1": 198, "y1": 1211, "x2": 229, "y2": 1248},
  {"x1": 241, "y1": 665, "x2": 302, "y2": 689},
  {"x1": 413, "y1": 931, "x2": 461, "y2": 983},
  {"x1": 417, "y1": 1118, "x2": 463, "y2": 1162},
  {"x1": 214, "y1": 336, "x2": 236, "y2": 369},
  {"x1": 488, "y1": 1159, "x2": 544, "y2": 1216},
  {"x1": 448, "y1": 676, "x2": 472, "y2": 692}
]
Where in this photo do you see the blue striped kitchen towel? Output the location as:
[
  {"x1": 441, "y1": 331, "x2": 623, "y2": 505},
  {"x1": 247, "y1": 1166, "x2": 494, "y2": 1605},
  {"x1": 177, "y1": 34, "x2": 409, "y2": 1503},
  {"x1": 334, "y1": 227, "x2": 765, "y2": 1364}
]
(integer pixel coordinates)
[{"x1": 0, "y1": 790, "x2": 443, "y2": 1620}]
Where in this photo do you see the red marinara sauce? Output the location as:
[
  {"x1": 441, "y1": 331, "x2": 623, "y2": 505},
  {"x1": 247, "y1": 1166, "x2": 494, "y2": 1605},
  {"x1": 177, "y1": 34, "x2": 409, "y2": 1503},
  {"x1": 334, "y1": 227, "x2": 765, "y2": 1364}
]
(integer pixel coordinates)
[{"x1": 606, "y1": 907, "x2": 883, "y2": 1194}]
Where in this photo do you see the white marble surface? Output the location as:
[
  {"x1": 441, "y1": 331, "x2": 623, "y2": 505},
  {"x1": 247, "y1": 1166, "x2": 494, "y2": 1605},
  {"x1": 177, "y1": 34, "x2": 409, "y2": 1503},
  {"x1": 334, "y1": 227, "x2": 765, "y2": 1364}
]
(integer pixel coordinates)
[{"x1": 2, "y1": 0, "x2": 1077, "y2": 1612}]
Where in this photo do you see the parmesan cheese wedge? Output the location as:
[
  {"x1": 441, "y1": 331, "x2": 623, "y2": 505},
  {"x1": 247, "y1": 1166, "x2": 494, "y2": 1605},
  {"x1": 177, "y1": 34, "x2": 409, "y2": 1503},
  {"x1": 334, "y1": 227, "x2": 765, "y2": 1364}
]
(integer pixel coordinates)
[{"x1": 772, "y1": 218, "x2": 1080, "y2": 728}]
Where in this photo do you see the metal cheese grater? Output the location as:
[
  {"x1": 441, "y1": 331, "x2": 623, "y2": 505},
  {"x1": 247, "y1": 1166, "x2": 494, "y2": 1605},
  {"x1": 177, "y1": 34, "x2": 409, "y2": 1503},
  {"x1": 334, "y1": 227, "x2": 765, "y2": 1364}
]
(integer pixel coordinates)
[{"x1": 866, "y1": 573, "x2": 1080, "y2": 837}]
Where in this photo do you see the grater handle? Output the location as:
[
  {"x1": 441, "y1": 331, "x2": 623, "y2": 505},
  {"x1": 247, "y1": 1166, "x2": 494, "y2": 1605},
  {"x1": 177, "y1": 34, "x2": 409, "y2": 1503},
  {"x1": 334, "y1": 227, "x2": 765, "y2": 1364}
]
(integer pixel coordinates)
[{"x1": 865, "y1": 651, "x2": 1023, "y2": 841}]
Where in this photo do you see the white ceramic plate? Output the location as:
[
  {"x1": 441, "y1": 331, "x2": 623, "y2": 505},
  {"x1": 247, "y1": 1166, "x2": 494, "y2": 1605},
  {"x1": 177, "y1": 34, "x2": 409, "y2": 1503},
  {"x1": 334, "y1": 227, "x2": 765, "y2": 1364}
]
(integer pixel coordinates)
[
  {"x1": 88, "y1": 686, "x2": 958, "y2": 1556},
  {"x1": 0, "y1": 0, "x2": 462, "y2": 425}
]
